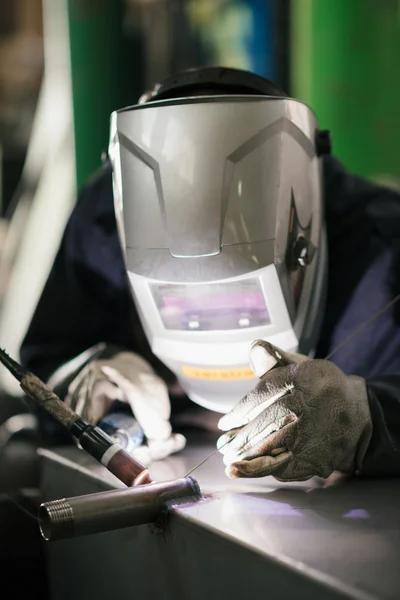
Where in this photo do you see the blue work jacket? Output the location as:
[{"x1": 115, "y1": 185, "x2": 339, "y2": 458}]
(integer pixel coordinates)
[{"x1": 20, "y1": 156, "x2": 400, "y2": 475}]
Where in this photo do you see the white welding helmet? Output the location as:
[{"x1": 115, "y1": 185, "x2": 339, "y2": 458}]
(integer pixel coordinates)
[{"x1": 108, "y1": 67, "x2": 330, "y2": 414}]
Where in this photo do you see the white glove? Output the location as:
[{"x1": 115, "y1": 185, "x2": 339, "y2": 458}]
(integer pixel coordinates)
[
  {"x1": 65, "y1": 350, "x2": 186, "y2": 465},
  {"x1": 217, "y1": 340, "x2": 373, "y2": 482}
]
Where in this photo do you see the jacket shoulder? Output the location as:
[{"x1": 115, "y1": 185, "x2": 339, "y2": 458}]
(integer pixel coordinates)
[{"x1": 74, "y1": 162, "x2": 114, "y2": 220}]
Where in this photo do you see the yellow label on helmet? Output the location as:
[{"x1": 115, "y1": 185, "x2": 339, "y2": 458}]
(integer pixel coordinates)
[{"x1": 181, "y1": 365, "x2": 256, "y2": 381}]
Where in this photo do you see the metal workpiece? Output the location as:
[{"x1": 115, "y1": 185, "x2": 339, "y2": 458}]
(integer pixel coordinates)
[
  {"x1": 39, "y1": 476, "x2": 201, "y2": 541},
  {"x1": 40, "y1": 442, "x2": 400, "y2": 600}
]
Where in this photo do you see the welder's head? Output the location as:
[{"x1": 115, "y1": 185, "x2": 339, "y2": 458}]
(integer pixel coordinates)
[
  {"x1": 137, "y1": 66, "x2": 287, "y2": 103},
  {"x1": 108, "y1": 66, "x2": 330, "y2": 413}
]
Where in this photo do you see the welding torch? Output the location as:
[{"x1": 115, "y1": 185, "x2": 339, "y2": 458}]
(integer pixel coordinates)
[
  {"x1": 0, "y1": 347, "x2": 152, "y2": 486},
  {"x1": 0, "y1": 347, "x2": 202, "y2": 542}
]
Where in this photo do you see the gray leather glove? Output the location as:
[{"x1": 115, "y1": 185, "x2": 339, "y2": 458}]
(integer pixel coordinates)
[
  {"x1": 217, "y1": 340, "x2": 373, "y2": 481},
  {"x1": 58, "y1": 347, "x2": 186, "y2": 465}
]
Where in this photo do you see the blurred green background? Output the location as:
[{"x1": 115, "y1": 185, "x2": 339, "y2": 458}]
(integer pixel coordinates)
[
  {"x1": 1, "y1": 0, "x2": 400, "y2": 205},
  {"x1": 292, "y1": 0, "x2": 400, "y2": 185}
]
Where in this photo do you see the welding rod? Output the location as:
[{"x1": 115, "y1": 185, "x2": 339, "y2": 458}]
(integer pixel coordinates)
[
  {"x1": 0, "y1": 348, "x2": 153, "y2": 486},
  {"x1": 39, "y1": 476, "x2": 200, "y2": 541}
]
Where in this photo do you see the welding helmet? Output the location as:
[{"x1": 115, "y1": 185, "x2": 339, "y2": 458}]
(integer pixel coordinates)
[{"x1": 108, "y1": 67, "x2": 330, "y2": 414}]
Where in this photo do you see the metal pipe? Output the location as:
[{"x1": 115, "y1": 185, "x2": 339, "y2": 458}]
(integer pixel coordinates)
[{"x1": 39, "y1": 476, "x2": 200, "y2": 541}]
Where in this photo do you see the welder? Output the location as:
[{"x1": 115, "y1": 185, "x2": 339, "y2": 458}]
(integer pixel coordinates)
[{"x1": 20, "y1": 66, "x2": 400, "y2": 482}]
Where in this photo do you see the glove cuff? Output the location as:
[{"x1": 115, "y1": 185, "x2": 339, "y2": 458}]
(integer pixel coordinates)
[{"x1": 338, "y1": 376, "x2": 373, "y2": 475}]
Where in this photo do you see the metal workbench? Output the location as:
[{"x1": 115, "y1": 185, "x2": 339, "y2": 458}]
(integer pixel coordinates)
[{"x1": 39, "y1": 433, "x2": 400, "y2": 600}]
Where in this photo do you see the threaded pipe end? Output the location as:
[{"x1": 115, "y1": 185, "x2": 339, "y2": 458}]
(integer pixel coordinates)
[{"x1": 39, "y1": 498, "x2": 74, "y2": 541}]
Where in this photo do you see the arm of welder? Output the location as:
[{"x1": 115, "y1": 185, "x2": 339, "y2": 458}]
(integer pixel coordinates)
[
  {"x1": 19, "y1": 166, "x2": 134, "y2": 442},
  {"x1": 19, "y1": 165, "x2": 183, "y2": 458},
  {"x1": 20, "y1": 164, "x2": 134, "y2": 384},
  {"x1": 361, "y1": 377, "x2": 400, "y2": 476}
]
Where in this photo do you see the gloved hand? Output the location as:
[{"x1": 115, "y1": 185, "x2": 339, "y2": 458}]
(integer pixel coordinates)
[
  {"x1": 217, "y1": 340, "x2": 373, "y2": 481},
  {"x1": 65, "y1": 349, "x2": 186, "y2": 465}
]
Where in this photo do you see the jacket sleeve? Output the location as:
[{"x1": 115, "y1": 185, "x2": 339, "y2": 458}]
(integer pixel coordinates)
[
  {"x1": 323, "y1": 157, "x2": 400, "y2": 476},
  {"x1": 19, "y1": 164, "x2": 136, "y2": 383},
  {"x1": 361, "y1": 378, "x2": 400, "y2": 476}
]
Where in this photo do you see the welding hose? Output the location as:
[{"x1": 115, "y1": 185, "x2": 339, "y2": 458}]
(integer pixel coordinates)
[{"x1": 39, "y1": 476, "x2": 200, "y2": 541}]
